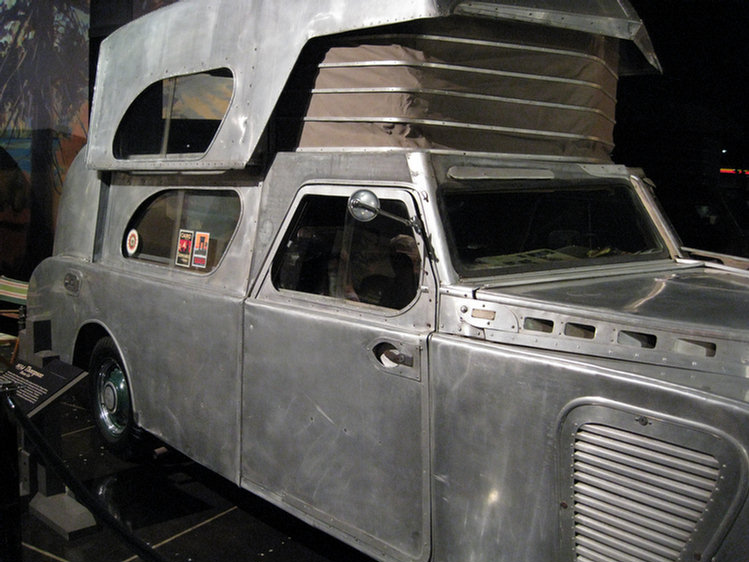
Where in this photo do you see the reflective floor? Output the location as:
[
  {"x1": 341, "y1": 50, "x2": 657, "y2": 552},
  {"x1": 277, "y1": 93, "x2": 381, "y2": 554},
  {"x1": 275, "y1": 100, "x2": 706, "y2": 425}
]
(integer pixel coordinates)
[{"x1": 5, "y1": 354, "x2": 376, "y2": 562}]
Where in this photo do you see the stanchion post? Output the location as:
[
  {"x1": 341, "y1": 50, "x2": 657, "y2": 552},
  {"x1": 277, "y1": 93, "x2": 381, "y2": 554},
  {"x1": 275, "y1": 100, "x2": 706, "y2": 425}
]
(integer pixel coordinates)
[{"x1": 0, "y1": 382, "x2": 22, "y2": 562}]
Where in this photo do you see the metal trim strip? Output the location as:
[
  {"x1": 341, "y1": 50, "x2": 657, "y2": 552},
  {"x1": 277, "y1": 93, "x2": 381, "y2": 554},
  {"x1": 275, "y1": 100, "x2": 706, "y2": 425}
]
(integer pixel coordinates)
[
  {"x1": 301, "y1": 116, "x2": 613, "y2": 146},
  {"x1": 318, "y1": 60, "x2": 616, "y2": 101},
  {"x1": 309, "y1": 87, "x2": 616, "y2": 123},
  {"x1": 574, "y1": 448, "x2": 717, "y2": 496},
  {"x1": 345, "y1": 32, "x2": 620, "y2": 79}
]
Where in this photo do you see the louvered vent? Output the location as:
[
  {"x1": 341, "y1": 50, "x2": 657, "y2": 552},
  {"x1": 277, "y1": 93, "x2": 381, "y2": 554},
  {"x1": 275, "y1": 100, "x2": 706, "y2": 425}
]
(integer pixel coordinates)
[
  {"x1": 294, "y1": 18, "x2": 619, "y2": 162},
  {"x1": 571, "y1": 423, "x2": 721, "y2": 562}
]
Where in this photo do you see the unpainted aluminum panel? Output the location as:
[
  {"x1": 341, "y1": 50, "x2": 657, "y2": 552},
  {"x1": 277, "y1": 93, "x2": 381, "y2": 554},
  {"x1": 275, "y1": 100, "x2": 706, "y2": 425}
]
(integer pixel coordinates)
[
  {"x1": 86, "y1": 0, "x2": 657, "y2": 171},
  {"x1": 429, "y1": 333, "x2": 749, "y2": 562},
  {"x1": 28, "y1": 177, "x2": 262, "y2": 483},
  {"x1": 52, "y1": 150, "x2": 101, "y2": 261},
  {"x1": 239, "y1": 161, "x2": 435, "y2": 562},
  {"x1": 80, "y1": 265, "x2": 245, "y2": 481},
  {"x1": 479, "y1": 267, "x2": 749, "y2": 338},
  {"x1": 90, "y1": 177, "x2": 260, "y2": 481},
  {"x1": 20, "y1": 252, "x2": 246, "y2": 482},
  {"x1": 241, "y1": 300, "x2": 430, "y2": 562}
]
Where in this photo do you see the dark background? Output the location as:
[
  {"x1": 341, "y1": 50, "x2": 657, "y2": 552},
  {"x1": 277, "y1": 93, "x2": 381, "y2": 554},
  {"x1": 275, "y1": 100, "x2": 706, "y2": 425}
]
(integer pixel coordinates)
[{"x1": 615, "y1": 0, "x2": 749, "y2": 255}]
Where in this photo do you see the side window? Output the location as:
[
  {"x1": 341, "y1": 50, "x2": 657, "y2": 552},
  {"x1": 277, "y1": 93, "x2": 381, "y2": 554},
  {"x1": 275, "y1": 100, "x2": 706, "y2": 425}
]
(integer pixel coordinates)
[
  {"x1": 123, "y1": 189, "x2": 240, "y2": 273},
  {"x1": 271, "y1": 194, "x2": 421, "y2": 310},
  {"x1": 113, "y1": 68, "x2": 233, "y2": 159}
]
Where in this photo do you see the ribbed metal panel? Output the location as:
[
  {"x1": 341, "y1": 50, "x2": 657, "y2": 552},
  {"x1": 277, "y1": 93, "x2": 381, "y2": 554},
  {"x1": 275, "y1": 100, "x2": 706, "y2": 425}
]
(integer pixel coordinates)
[
  {"x1": 571, "y1": 424, "x2": 721, "y2": 562},
  {"x1": 296, "y1": 19, "x2": 620, "y2": 162}
]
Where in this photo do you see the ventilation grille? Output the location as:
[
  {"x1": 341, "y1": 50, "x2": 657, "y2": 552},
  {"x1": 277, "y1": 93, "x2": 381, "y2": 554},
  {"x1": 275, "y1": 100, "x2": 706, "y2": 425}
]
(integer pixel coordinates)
[
  {"x1": 294, "y1": 18, "x2": 619, "y2": 162},
  {"x1": 571, "y1": 423, "x2": 721, "y2": 562}
]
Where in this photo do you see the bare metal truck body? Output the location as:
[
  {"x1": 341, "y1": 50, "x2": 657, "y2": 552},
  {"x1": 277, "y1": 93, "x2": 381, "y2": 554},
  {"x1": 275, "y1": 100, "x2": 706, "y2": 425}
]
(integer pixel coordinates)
[{"x1": 19, "y1": 1, "x2": 749, "y2": 561}]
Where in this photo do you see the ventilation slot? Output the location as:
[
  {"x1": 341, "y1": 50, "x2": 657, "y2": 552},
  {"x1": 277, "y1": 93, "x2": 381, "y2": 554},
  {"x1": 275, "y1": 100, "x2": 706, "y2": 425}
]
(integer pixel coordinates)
[
  {"x1": 674, "y1": 339, "x2": 716, "y2": 358},
  {"x1": 571, "y1": 424, "x2": 720, "y2": 562},
  {"x1": 618, "y1": 330, "x2": 657, "y2": 349},
  {"x1": 524, "y1": 317, "x2": 554, "y2": 333},
  {"x1": 565, "y1": 322, "x2": 596, "y2": 340}
]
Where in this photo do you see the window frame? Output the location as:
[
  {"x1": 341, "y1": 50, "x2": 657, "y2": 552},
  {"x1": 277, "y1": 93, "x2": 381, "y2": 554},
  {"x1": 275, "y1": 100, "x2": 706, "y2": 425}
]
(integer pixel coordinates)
[
  {"x1": 112, "y1": 67, "x2": 235, "y2": 161},
  {"x1": 437, "y1": 178, "x2": 671, "y2": 279},
  {"x1": 121, "y1": 188, "x2": 242, "y2": 275},
  {"x1": 266, "y1": 184, "x2": 425, "y2": 313}
]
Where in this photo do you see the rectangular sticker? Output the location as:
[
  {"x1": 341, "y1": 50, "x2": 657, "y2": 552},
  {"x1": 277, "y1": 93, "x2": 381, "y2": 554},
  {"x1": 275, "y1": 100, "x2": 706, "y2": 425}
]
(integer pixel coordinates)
[
  {"x1": 176, "y1": 229, "x2": 194, "y2": 267},
  {"x1": 192, "y1": 231, "x2": 210, "y2": 269}
]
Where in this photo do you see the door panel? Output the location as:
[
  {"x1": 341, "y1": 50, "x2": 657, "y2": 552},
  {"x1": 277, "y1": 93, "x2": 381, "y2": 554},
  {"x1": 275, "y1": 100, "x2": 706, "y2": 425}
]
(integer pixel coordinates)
[
  {"x1": 242, "y1": 302, "x2": 428, "y2": 560},
  {"x1": 241, "y1": 185, "x2": 432, "y2": 561}
]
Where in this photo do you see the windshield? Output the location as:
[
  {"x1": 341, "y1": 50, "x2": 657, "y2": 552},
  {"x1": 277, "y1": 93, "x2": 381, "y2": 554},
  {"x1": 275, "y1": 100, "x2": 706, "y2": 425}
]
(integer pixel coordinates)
[{"x1": 439, "y1": 180, "x2": 669, "y2": 277}]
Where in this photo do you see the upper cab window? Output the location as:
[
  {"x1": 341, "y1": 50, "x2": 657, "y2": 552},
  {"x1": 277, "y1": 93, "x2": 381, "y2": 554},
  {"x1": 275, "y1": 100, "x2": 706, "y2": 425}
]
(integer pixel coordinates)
[
  {"x1": 440, "y1": 181, "x2": 669, "y2": 277},
  {"x1": 123, "y1": 189, "x2": 240, "y2": 273},
  {"x1": 272, "y1": 193, "x2": 421, "y2": 310},
  {"x1": 113, "y1": 68, "x2": 233, "y2": 159}
]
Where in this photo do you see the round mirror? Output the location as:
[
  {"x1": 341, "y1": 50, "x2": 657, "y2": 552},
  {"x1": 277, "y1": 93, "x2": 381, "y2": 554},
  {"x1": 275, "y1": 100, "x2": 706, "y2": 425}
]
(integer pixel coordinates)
[{"x1": 348, "y1": 189, "x2": 380, "y2": 222}]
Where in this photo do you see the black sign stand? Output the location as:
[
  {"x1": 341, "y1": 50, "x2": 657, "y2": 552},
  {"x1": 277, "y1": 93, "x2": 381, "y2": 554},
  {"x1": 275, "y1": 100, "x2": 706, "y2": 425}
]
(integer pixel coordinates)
[
  {"x1": 1, "y1": 360, "x2": 96, "y2": 539},
  {"x1": 0, "y1": 382, "x2": 22, "y2": 562},
  {"x1": 2, "y1": 369, "x2": 169, "y2": 562}
]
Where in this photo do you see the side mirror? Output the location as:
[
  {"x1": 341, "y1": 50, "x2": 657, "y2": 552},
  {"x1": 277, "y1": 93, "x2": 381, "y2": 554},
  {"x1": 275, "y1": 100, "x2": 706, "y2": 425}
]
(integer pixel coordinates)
[
  {"x1": 347, "y1": 189, "x2": 380, "y2": 222},
  {"x1": 346, "y1": 188, "x2": 436, "y2": 262}
]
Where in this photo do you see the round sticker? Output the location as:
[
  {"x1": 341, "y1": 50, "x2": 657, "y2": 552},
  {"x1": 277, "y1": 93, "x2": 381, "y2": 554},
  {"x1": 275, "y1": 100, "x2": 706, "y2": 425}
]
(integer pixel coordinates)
[{"x1": 126, "y1": 229, "x2": 140, "y2": 256}]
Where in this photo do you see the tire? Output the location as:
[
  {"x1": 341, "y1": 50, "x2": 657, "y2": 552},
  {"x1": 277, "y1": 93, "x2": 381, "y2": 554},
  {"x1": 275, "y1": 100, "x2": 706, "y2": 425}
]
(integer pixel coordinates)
[{"x1": 89, "y1": 337, "x2": 138, "y2": 455}]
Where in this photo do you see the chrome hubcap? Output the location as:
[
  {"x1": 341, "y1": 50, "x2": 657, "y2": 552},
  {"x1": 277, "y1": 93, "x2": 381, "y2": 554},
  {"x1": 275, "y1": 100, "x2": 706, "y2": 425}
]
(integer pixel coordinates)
[
  {"x1": 103, "y1": 382, "x2": 118, "y2": 412},
  {"x1": 96, "y1": 359, "x2": 130, "y2": 438}
]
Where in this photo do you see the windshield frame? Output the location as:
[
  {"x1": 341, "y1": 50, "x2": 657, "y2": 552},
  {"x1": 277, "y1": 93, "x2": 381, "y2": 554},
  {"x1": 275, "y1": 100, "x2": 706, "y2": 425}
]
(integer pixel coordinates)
[{"x1": 437, "y1": 177, "x2": 672, "y2": 279}]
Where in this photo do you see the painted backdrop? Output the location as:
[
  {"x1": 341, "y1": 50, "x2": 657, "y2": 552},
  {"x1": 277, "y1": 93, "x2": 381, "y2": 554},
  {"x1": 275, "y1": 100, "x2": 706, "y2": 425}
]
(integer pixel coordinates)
[{"x1": 0, "y1": 0, "x2": 177, "y2": 280}]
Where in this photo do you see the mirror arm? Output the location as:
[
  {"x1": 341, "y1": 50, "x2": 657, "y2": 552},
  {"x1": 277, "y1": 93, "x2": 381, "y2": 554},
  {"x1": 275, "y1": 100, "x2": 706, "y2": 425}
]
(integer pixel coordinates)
[
  {"x1": 350, "y1": 198, "x2": 438, "y2": 263},
  {"x1": 402, "y1": 213, "x2": 438, "y2": 264},
  {"x1": 351, "y1": 200, "x2": 410, "y2": 227},
  {"x1": 350, "y1": 199, "x2": 378, "y2": 215}
]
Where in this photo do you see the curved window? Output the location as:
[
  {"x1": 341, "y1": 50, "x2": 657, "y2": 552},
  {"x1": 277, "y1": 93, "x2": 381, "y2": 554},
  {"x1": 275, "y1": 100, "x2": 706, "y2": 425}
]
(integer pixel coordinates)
[
  {"x1": 123, "y1": 189, "x2": 240, "y2": 273},
  {"x1": 114, "y1": 68, "x2": 233, "y2": 159},
  {"x1": 272, "y1": 194, "x2": 421, "y2": 310},
  {"x1": 440, "y1": 180, "x2": 668, "y2": 277}
]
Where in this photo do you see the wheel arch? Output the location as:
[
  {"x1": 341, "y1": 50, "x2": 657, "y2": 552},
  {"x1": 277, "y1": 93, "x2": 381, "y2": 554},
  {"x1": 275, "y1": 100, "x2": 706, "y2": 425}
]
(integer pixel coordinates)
[
  {"x1": 74, "y1": 323, "x2": 135, "y2": 408},
  {"x1": 73, "y1": 322, "x2": 113, "y2": 371}
]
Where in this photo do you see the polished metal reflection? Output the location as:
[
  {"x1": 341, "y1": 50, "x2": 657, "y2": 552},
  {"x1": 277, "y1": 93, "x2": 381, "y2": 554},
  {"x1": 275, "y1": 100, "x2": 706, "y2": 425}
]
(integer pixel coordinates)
[{"x1": 86, "y1": 0, "x2": 658, "y2": 172}]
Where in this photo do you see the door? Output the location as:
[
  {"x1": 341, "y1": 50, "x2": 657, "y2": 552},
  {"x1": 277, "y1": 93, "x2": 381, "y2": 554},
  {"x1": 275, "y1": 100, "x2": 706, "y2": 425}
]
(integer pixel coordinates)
[{"x1": 242, "y1": 185, "x2": 433, "y2": 561}]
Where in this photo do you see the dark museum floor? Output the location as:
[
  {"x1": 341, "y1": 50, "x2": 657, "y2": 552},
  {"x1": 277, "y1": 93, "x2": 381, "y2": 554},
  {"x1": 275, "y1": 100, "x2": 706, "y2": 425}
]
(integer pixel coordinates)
[{"x1": 3, "y1": 346, "x2": 376, "y2": 562}]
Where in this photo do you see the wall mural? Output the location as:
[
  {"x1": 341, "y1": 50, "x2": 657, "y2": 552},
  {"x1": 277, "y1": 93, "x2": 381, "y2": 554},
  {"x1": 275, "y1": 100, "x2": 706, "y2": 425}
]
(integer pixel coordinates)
[{"x1": 0, "y1": 0, "x2": 177, "y2": 280}]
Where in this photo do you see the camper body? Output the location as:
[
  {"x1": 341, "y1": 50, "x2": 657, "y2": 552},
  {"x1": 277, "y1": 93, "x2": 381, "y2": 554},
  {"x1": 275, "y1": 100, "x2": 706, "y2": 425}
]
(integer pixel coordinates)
[{"x1": 20, "y1": 1, "x2": 749, "y2": 561}]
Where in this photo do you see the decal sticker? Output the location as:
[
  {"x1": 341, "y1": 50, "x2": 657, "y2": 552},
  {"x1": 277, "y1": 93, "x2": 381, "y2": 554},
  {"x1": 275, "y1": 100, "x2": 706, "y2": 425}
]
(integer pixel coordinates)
[
  {"x1": 176, "y1": 229, "x2": 194, "y2": 267},
  {"x1": 125, "y1": 229, "x2": 140, "y2": 256},
  {"x1": 192, "y1": 231, "x2": 210, "y2": 268}
]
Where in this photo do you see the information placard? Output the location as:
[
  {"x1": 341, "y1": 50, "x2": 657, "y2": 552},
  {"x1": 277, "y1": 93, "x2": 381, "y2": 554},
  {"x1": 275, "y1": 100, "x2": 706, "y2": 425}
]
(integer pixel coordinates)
[{"x1": 0, "y1": 360, "x2": 87, "y2": 417}]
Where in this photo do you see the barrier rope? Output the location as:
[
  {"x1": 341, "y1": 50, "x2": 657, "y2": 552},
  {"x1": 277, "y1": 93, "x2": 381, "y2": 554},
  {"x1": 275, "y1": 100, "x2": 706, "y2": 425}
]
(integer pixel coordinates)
[{"x1": 1, "y1": 388, "x2": 170, "y2": 562}]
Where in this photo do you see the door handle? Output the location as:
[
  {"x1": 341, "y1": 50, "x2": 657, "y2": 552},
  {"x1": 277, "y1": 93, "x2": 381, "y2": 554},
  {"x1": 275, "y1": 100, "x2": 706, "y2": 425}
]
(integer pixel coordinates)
[
  {"x1": 382, "y1": 348, "x2": 413, "y2": 367},
  {"x1": 373, "y1": 342, "x2": 414, "y2": 368}
]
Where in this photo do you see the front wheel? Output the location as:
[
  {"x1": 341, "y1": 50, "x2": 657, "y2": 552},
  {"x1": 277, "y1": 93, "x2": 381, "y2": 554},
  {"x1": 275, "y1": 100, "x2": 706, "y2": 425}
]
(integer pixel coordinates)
[{"x1": 89, "y1": 337, "x2": 137, "y2": 455}]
